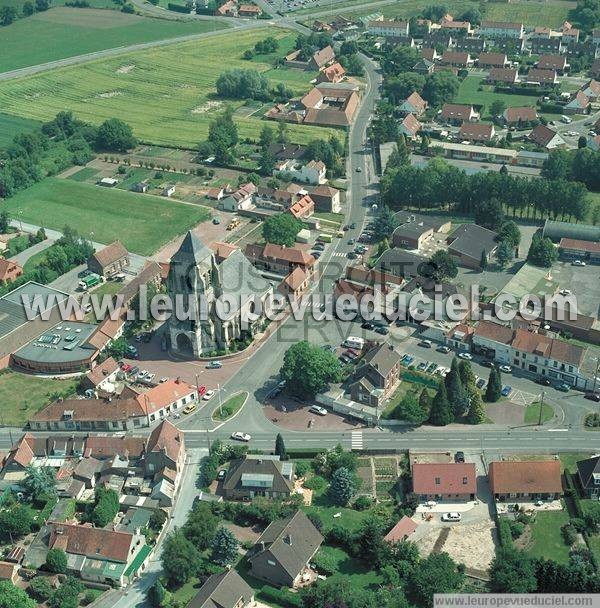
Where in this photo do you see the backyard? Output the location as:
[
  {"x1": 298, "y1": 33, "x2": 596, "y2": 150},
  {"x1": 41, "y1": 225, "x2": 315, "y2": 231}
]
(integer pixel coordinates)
[
  {"x1": 521, "y1": 509, "x2": 572, "y2": 564},
  {"x1": 0, "y1": 28, "x2": 341, "y2": 148},
  {"x1": 0, "y1": 370, "x2": 78, "y2": 426},
  {"x1": 2, "y1": 178, "x2": 211, "y2": 255},
  {"x1": 0, "y1": 7, "x2": 229, "y2": 73}
]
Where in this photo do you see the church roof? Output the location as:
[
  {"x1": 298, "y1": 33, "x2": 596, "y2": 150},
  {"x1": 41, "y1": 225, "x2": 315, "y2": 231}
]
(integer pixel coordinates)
[{"x1": 171, "y1": 231, "x2": 213, "y2": 265}]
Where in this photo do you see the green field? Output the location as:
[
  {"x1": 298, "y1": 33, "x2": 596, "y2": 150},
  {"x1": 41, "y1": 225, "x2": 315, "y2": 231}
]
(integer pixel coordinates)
[
  {"x1": 456, "y1": 75, "x2": 541, "y2": 119},
  {"x1": 0, "y1": 28, "x2": 340, "y2": 148},
  {"x1": 524, "y1": 402, "x2": 554, "y2": 424},
  {"x1": 0, "y1": 370, "x2": 77, "y2": 426},
  {"x1": 0, "y1": 112, "x2": 41, "y2": 148},
  {"x1": 525, "y1": 510, "x2": 572, "y2": 564},
  {"x1": 0, "y1": 7, "x2": 228, "y2": 73},
  {"x1": 2, "y1": 178, "x2": 211, "y2": 255}
]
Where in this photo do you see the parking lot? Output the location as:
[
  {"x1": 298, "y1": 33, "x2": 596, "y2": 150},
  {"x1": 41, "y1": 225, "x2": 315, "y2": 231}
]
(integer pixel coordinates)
[{"x1": 550, "y1": 259, "x2": 600, "y2": 318}]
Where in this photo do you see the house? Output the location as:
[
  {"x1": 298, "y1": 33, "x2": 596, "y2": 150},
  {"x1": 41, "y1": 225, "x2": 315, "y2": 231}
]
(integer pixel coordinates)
[
  {"x1": 274, "y1": 158, "x2": 327, "y2": 184},
  {"x1": 455, "y1": 37, "x2": 486, "y2": 53},
  {"x1": 440, "y1": 51, "x2": 473, "y2": 68},
  {"x1": 423, "y1": 32, "x2": 453, "y2": 48},
  {"x1": 310, "y1": 184, "x2": 341, "y2": 213},
  {"x1": 374, "y1": 247, "x2": 427, "y2": 280},
  {"x1": 46, "y1": 522, "x2": 148, "y2": 586},
  {"x1": 206, "y1": 187, "x2": 225, "y2": 200},
  {"x1": 72, "y1": 456, "x2": 103, "y2": 489},
  {"x1": 399, "y1": 91, "x2": 427, "y2": 116},
  {"x1": 220, "y1": 182, "x2": 257, "y2": 212},
  {"x1": 421, "y1": 47, "x2": 439, "y2": 62},
  {"x1": 478, "y1": 20, "x2": 524, "y2": 39},
  {"x1": 488, "y1": 460, "x2": 562, "y2": 501},
  {"x1": 222, "y1": 454, "x2": 295, "y2": 500},
  {"x1": 98, "y1": 177, "x2": 118, "y2": 187},
  {"x1": 81, "y1": 356, "x2": 120, "y2": 392},
  {"x1": 562, "y1": 25, "x2": 580, "y2": 43},
  {"x1": 439, "y1": 104, "x2": 479, "y2": 124},
  {"x1": 0, "y1": 259, "x2": 23, "y2": 284},
  {"x1": 564, "y1": 90, "x2": 590, "y2": 114},
  {"x1": 392, "y1": 219, "x2": 433, "y2": 249},
  {"x1": 187, "y1": 569, "x2": 254, "y2": 608},
  {"x1": 383, "y1": 516, "x2": 418, "y2": 543},
  {"x1": 478, "y1": 52, "x2": 508, "y2": 68},
  {"x1": 440, "y1": 20, "x2": 472, "y2": 35},
  {"x1": 140, "y1": 379, "x2": 198, "y2": 425},
  {"x1": 517, "y1": 150, "x2": 549, "y2": 167},
  {"x1": 316, "y1": 62, "x2": 345, "y2": 84},
  {"x1": 289, "y1": 194, "x2": 315, "y2": 219},
  {"x1": 529, "y1": 124, "x2": 565, "y2": 149},
  {"x1": 537, "y1": 54, "x2": 568, "y2": 74},
  {"x1": 487, "y1": 67, "x2": 518, "y2": 84},
  {"x1": 412, "y1": 58, "x2": 435, "y2": 75},
  {"x1": 245, "y1": 243, "x2": 317, "y2": 278},
  {"x1": 162, "y1": 185, "x2": 176, "y2": 197},
  {"x1": 398, "y1": 113, "x2": 421, "y2": 139},
  {"x1": 580, "y1": 79, "x2": 600, "y2": 101},
  {"x1": 531, "y1": 37, "x2": 562, "y2": 55},
  {"x1": 576, "y1": 455, "x2": 600, "y2": 499},
  {"x1": 412, "y1": 462, "x2": 477, "y2": 501},
  {"x1": 446, "y1": 224, "x2": 499, "y2": 269},
  {"x1": 300, "y1": 85, "x2": 360, "y2": 128},
  {"x1": 215, "y1": 0, "x2": 236, "y2": 15},
  {"x1": 249, "y1": 511, "x2": 323, "y2": 588},
  {"x1": 367, "y1": 19, "x2": 409, "y2": 37},
  {"x1": 349, "y1": 343, "x2": 403, "y2": 408},
  {"x1": 309, "y1": 45, "x2": 335, "y2": 70},
  {"x1": 564, "y1": 40, "x2": 596, "y2": 57},
  {"x1": 87, "y1": 241, "x2": 130, "y2": 277},
  {"x1": 279, "y1": 266, "x2": 310, "y2": 301},
  {"x1": 458, "y1": 122, "x2": 495, "y2": 143},
  {"x1": 558, "y1": 238, "x2": 600, "y2": 264},
  {"x1": 131, "y1": 182, "x2": 148, "y2": 193},
  {"x1": 502, "y1": 106, "x2": 538, "y2": 127},
  {"x1": 238, "y1": 3, "x2": 261, "y2": 16},
  {"x1": 526, "y1": 68, "x2": 559, "y2": 86}
]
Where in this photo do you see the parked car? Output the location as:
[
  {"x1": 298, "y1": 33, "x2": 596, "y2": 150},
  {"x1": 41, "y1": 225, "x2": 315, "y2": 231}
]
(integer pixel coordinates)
[
  {"x1": 121, "y1": 363, "x2": 132, "y2": 373},
  {"x1": 183, "y1": 403, "x2": 197, "y2": 415},
  {"x1": 455, "y1": 451, "x2": 465, "y2": 463},
  {"x1": 350, "y1": 222, "x2": 356, "y2": 229},
  {"x1": 203, "y1": 390, "x2": 215, "y2": 401},
  {"x1": 309, "y1": 405, "x2": 328, "y2": 416},
  {"x1": 476, "y1": 378, "x2": 486, "y2": 390},
  {"x1": 361, "y1": 322, "x2": 375, "y2": 330},
  {"x1": 480, "y1": 360, "x2": 493, "y2": 368},
  {"x1": 559, "y1": 289, "x2": 572, "y2": 296},
  {"x1": 130, "y1": 366, "x2": 139, "y2": 377},
  {"x1": 585, "y1": 392, "x2": 600, "y2": 402},
  {"x1": 458, "y1": 352, "x2": 472, "y2": 360},
  {"x1": 426, "y1": 363, "x2": 438, "y2": 374},
  {"x1": 206, "y1": 361, "x2": 222, "y2": 369},
  {"x1": 347, "y1": 252, "x2": 358, "y2": 259},
  {"x1": 419, "y1": 340, "x2": 432, "y2": 348},
  {"x1": 417, "y1": 362, "x2": 428, "y2": 372},
  {"x1": 403, "y1": 355, "x2": 414, "y2": 366},
  {"x1": 555, "y1": 383, "x2": 570, "y2": 393},
  {"x1": 231, "y1": 431, "x2": 251, "y2": 442},
  {"x1": 441, "y1": 512, "x2": 461, "y2": 522},
  {"x1": 501, "y1": 385, "x2": 512, "y2": 397},
  {"x1": 375, "y1": 326, "x2": 389, "y2": 335},
  {"x1": 144, "y1": 372, "x2": 156, "y2": 384},
  {"x1": 436, "y1": 345, "x2": 451, "y2": 354},
  {"x1": 339, "y1": 355, "x2": 351, "y2": 364},
  {"x1": 535, "y1": 377, "x2": 551, "y2": 386},
  {"x1": 312, "y1": 251, "x2": 321, "y2": 259},
  {"x1": 499, "y1": 365, "x2": 512, "y2": 374},
  {"x1": 572, "y1": 260, "x2": 586, "y2": 267},
  {"x1": 348, "y1": 238, "x2": 355, "y2": 245},
  {"x1": 217, "y1": 469, "x2": 227, "y2": 481}
]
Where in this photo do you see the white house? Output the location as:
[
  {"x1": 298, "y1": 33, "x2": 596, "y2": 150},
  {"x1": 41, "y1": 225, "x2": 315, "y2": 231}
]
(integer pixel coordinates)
[
  {"x1": 367, "y1": 19, "x2": 409, "y2": 37},
  {"x1": 478, "y1": 20, "x2": 524, "y2": 39},
  {"x1": 274, "y1": 159, "x2": 327, "y2": 185}
]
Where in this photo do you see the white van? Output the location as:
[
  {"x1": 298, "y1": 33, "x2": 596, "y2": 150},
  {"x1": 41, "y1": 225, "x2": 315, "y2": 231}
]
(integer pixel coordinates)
[
  {"x1": 344, "y1": 336, "x2": 365, "y2": 349},
  {"x1": 560, "y1": 115, "x2": 572, "y2": 124}
]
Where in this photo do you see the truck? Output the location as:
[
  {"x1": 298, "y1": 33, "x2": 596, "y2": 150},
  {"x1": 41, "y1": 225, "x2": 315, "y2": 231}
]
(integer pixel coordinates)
[
  {"x1": 343, "y1": 336, "x2": 365, "y2": 349},
  {"x1": 318, "y1": 233, "x2": 333, "y2": 243},
  {"x1": 78, "y1": 274, "x2": 102, "y2": 291}
]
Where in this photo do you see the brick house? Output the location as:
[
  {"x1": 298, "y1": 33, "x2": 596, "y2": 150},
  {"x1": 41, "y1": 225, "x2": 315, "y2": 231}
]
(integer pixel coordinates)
[
  {"x1": 488, "y1": 460, "x2": 562, "y2": 501},
  {"x1": 88, "y1": 241, "x2": 130, "y2": 277},
  {"x1": 412, "y1": 462, "x2": 477, "y2": 502},
  {"x1": 0, "y1": 259, "x2": 23, "y2": 284},
  {"x1": 222, "y1": 455, "x2": 295, "y2": 500}
]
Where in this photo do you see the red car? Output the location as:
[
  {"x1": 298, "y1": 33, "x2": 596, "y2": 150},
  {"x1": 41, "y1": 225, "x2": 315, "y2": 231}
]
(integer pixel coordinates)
[
  {"x1": 121, "y1": 363, "x2": 132, "y2": 373},
  {"x1": 198, "y1": 385, "x2": 207, "y2": 397}
]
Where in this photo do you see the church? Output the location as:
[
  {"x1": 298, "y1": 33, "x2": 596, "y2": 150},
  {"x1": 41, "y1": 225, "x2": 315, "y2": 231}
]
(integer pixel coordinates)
[{"x1": 168, "y1": 231, "x2": 274, "y2": 358}]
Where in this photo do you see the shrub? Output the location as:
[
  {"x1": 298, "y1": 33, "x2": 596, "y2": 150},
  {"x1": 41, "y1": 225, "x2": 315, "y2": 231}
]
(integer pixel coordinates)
[
  {"x1": 562, "y1": 524, "x2": 577, "y2": 546},
  {"x1": 313, "y1": 550, "x2": 337, "y2": 575},
  {"x1": 509, "y1": 520, "x2": 525, "y2": 539},
  {"x1": 352, "y1": 496, "x2": 373, "y2": 511},
  {"x1": 258, "y1": 586, "x2": 302, "y2": 608},
  {"x1": 497, "y1": 517, "x2": 513, "y2": 548},
  {"x1": 303, "y1": 475, "x2": 327, "y2": 492}
]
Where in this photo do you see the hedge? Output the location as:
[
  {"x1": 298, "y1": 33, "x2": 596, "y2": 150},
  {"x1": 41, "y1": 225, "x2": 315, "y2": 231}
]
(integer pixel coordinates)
[
  {"x1": 497, "y1": 516, "x2": 513, "y2": 548},
  {"x1": 540, "y1": 103, "x2": 566, "y2": 114},
  {"x1": 258, "y1": 585, "x2": 302, "y2": 608},
  {"x1": 564, "y1": 471, "x2": 584, "y2": 518},
  {"x1": 167, "y1": 2, "x2": 189, "y2": 11}
]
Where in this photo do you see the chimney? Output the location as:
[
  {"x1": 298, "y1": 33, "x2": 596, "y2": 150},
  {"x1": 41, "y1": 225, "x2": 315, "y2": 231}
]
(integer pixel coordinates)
[
  {"x1": 284, "y1": 534, "x2": 292, "y2": 545},
  {"x1": 175, "y1": 376, "x2": 181, "y2": 384}
]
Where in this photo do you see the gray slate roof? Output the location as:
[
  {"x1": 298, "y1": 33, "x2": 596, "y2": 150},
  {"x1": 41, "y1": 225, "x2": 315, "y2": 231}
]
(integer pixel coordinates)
[
  {"x1": 223, "y1": 455, "x2": 294, "y2": 494},
  {"x1": 187, "y1": 569, "x2": 253, "y2": 608},
  {"x1": 576, "y1": 455, "x2": 600, "y2": 489},
  {"x1": 374, "y1": 248, "x2": 427, "y2": 278},
  {"x1": 250, "y1": 511, "x2": 323, "y2": 580},
  {"x1": 448, "y1": 224, "x2": 499, "y2": 260},
  {"x1": 172, "y1": 231, "x2": 213, "y2": 265}
]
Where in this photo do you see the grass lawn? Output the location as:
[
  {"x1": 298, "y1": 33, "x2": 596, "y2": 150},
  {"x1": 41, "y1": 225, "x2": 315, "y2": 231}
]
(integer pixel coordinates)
[
  {"x1": 315, "y1": 545, "x2": 382, "y2": 589},
  {"x1": 2, "y1": 178, "x2": 211, "y2": 255},
  {"x1": 559, "y1": 452, "x2": 595, "y2": 473},
  {"x1": 525, "y1": 510, "x2": 571, "y2": 564},
  {"x1": 170, "y1": 577, "x2": 204, "y2": 606},
  {"x1": 68, "y1": 167, "x2": 101, "y2": 182},
  {"x1": 455, "y1": 75, "x2": 540, "y2": 119},
  {"x1": 0, "y1": 370, "x2": 77, "y2": 426},
  {"x1": 0, "y1": 28, "x2": 340, "y2": 148},
  {"x1": 0, "y1": 113, "x2": 41, "y2": 149},
  {"x1": 587, "y1": 535, "x2": 600, "y2": 566},
  {"x1": 212, "y1": 392, "x2": 248, "y2": 422},
  {"x1": 524, "y1": 401, "x2": 554, "y2": 424},
  {"x1": 0, "y1": 7, "x2": 229, "y2": 73},
  {"x1": 485, "y1": 0, "x2": 574, "y2": 27}
]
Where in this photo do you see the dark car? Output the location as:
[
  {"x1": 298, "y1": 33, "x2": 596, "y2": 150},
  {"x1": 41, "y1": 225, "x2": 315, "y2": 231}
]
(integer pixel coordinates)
[
  {"x1": 217, "y1": 469, "x2": 226, "y2": 481},
  {"x1": 535, "y1": 377, "x2": 551, "y2": 386},
  {"x1": 455, "y1": 451, "x2": 465, "y2": 463},
  {"x1": 347, "y1": 252, "x2": 358, "y2": 259},
  {"x1": 585, "y1": 392, "x2": 600, "y2": 402},
  {"x1": 361, "y1": 322, "x2": 375, "y2": 330},
  {"x1": 480, "y1": 360, "x2": 493, "y2": 368},
  {"x1": 350, "y1": 222, "x2": 356, "y2": 229},
  {"x1": 375, "y1": 326, "x2": 389, "y2": 335},
  {"x1": 312, "y1": 251, "x2": 321, "y2": 258}
]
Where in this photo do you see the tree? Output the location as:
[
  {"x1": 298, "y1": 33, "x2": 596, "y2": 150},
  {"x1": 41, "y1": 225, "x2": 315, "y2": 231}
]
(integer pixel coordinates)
[
  {"x1": 161, "y1": 529, "x2": 202, "y2": 588},
  {"x1": 90, "y1": 487, "x2": 119, "y2": 527},
  {"x1": 148, "y1": 580, "x2": 169, "y2": 608},
  {"x1": 475, "y1": 198, "x2": 504, "y2": 231},
  {"x1": 275, "y1": 433, "x2": 288, "y2": 460},
  {"x1": 22, "y1": 1, "x2": 34, "y2": 16},
  {"x1": 206, "y1": 107, "x2": 238, "y2": 164},
  {"x1": 496, "y1": 240, "x2": 514, "y2": 268},
  {"x1": 22, "y1": 464, "x2": 56, "y2": 498},
  {"x1": 95, "y1": 118, "x2": 136, "y2": 152},
  {"x1": 541, "y1": 148, "x2": 574, "y2": 181},
  {"x1": 262, "y1": 213, "x2": 304, "y2": 247},
  {"x1": 28, "y1": 577, "x2": 54, "y2": 602},
  {"x1": 0, "y1": 211, "x2": 10, "y2": 234},
  {"x1": 490, "y1": 548, "x2": 536, "y2": 592},
  {"x1": 497, "y1": 220, "x2": 521, "y2": 249},
  {"x1": 458, "y1": 359, "x2": 476, "y2": 389},
  {"x1": 527, "y1": 234, "x2": 558, "y2": 268},
  {"x1": 259, "y1": 147, "x2": 276, "y2": 176},
  {"x1": 445, "y1": 357, "x2": 469, "y2": 418},
  {"x1": 383, "y1": 73, "x2": 426, "y2": 104},
  {"x1": 386, "y1": 136, "x2": 411, "y2": 170},
  {"x1": 373, "y1": 205, "x2": 399, "y2": 241},
  {"x1": 183, "y1": 501, "x2": 218, "y2": 550},
  {"x1": 419, "y1": 388, "x2": 431, "y2": 416},
  {"x1": 428, "y1": 381, "x2": 453, "y2": 426},
  {"x1": 0, "y1": 6, "x2": 18, "y2": 25},
  {"x1": 35, "y1": 0, "x2": 50, "y2": 10},
  {"x1": 216, "y1": 68, "x2": 270, "y2": 101},
  {"x1": 328, "y1": 466, "x2": 356, "y2": 506},
  {"x1": 48, "y1": 577, "x2": 84, "y2": 608},
  {"x1": 578, "y1": 135, "x2": 588, "y2": 149},
  {"x1": 420, "y1": 250, "x2": 458, "y2": 282},
  {"x1": 421, "y1": 4, "x2": 448, "y2": 22},
  {"x1": 280, "y1": 341, "x2": 342, "y2": 399},
  {"x1": 422, "y1": 70, "x2": 460, "y2": 107},
  {"x1": 211, "y1": 526, "x2": 239, "y2": 566},
  {"x1": 0, "y1": 504, "x2": 34, "y2": 541},
  {"x1": 490, "y1": 99, "x2": 506, "y2": 117},
  {"x1": 45, "y1": 548, "x2": 67, "y2": 574},
  {"x1": 259, "y1": 124, "x2": 275, "y2": 150},
  {"x1": 466, "y1": 390, "x2": 486, "y2": 424},
  {"x1": 391, "y1": 392, "x2": 428, "y2": 425},
  {"x1": 406, "y1": 552, "x2": 465, "y2": 608},
  {"x1": 485, "y1": 366, "x2": 502, "y2": 402},
  {"x1": 0, "y1": 581, "x2": 36, "y2": 608},
  {"x1": 355, "y1": 515, "x2": 387, "y2": 567}
]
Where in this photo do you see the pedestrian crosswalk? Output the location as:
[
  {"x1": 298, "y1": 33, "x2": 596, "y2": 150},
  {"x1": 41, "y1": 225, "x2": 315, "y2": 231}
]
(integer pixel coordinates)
[
  {"x1": 351, "y1": 430, "x2": 363, "y2": 450},
  {"x1": 331, "y1": 252, "x2": 348, "y2": 258}
]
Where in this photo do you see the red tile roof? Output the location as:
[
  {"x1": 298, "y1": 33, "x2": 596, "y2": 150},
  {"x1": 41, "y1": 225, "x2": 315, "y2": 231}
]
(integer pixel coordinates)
[
  {"x1": 86, "y1": 357, "x2": 119, "y2": 387},
  {"x1": 384, "y1": 516, "x2": 418, "y2": 543},
  {"x1": 0, "y1": 259, "x2": 23, "y2": 282},
  {"x1": 503, "y1": 106, "x2": 537, "y2": 123},
  {"x1": 5, "y1": 433, "x2": 35, "y2": 468},
  {"x1": 474, "y1": 320, "x2": 514, "y2": 344},
  {"x1": 559, "y1": 238, "x2": 600, "y2": 253},
  {"x1": 489, "y1": 460, "x2": 562, "y2": 495},
  {"x1": 49, "y1": 522, "x2": 133, "y2": 562},
  {"x1": 412, "y1": 462, "x2": 477, "y2": 495},
  {"x1": 138, "y1": 378, "x2": 196, "y2": 415},
  {"x1": 537, "y1": 54, "x2": 567, "y2": 70},
  {"x1": 90, "y1": 241, "x2": 128, "y2": 270},
  {"x1": 478, "y1": 52, "x2": 507, "y2": 66},
  {"x1": 146, "y1": 420, "x2": 184, "y2": 464},
  {"x1": 83, "y1": 436, "x2": 146, "y2": 460},
  {"x1": 459, "y1": 122, "x2": 494, "y2": 141}
]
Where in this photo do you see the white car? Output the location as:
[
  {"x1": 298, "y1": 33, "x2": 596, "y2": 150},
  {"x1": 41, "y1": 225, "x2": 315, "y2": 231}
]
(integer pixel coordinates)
[
  {"x1": 139, "y1": 370, "x2": 148, "y2": 378},
  {"x1": 457, "y1": 352, "x2": 472, "y2": 360},
  {"x1": 498, "y1": 365, "x2": 512, "y2": 374},
  {"x1": 203, "y1": 390, "x2": 215, "y2": 401},
  {"x1": 309, "y1": 405, "x2": 327, "y2": 416},
  {"x1": 441, "y1": 512, "x2": 461, "y2": 522},
  {"x1": 559, "y1": 289, "x2": 572, "y2": 296},
  {"x1": 145, "y1": 373, "x2": 156, "y2": 383},
  {"x1": 231, "y1": 431, "x2": 251, "y2": 442},
  {"x1": 159, "y1": 377, "x2": 169, "y2": 383},
  {"x1": 572, "y1": 260, "x2": 586, "y2": 267}
]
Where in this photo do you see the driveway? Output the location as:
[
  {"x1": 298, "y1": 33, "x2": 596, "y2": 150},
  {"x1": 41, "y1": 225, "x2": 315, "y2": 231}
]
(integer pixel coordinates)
[{"x1": 8, "y1": 238, "x2": 54, "y2": 266}]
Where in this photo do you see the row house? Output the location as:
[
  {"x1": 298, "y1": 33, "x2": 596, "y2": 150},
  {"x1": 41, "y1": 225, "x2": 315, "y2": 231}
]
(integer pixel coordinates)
[
  {"x1": 477, "y1": 52, "x2": 508, "y2": 69},
  {"x1": 478, "y1": 20, "x2": 524, "y2": 40},
  {"x1": 367, "y1": 19, "x2": 409, "y2": 37},
  {"x1": 487, "y1": 67, "x2": 519, "y2": 85}
]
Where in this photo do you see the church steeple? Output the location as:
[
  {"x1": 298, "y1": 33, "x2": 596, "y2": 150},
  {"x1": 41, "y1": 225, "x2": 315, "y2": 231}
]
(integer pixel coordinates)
[{"x1": 171, "y1": 231, "x2": 213, "y2": 265}]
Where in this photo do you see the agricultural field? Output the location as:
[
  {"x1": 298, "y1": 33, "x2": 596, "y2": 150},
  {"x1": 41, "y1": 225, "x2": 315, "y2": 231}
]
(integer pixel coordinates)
[
  {"x1": 0, "y1": 112, "x2": 41, "y2": 149},
  {"x1": 456, "y1": 75, "x2": 541, "y2": 120},
  {"x1": 0, "y1": 7, "x2": 229, "y2": 73},
  {"x1": 0, "y1": 28, "x2": 341, "y2": 148},
  {"x1": 2, "y1": 178, "x2": 211, "y2": 255}
]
